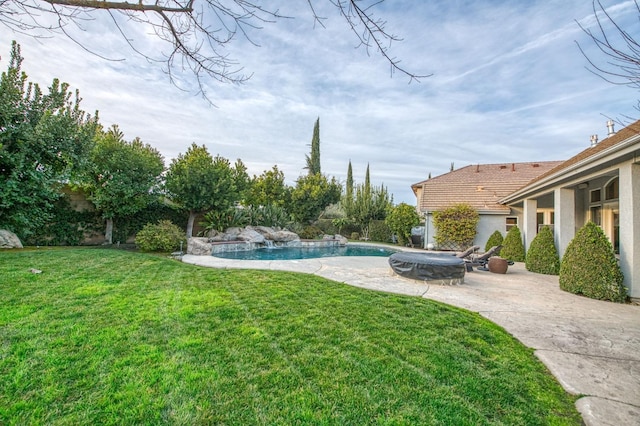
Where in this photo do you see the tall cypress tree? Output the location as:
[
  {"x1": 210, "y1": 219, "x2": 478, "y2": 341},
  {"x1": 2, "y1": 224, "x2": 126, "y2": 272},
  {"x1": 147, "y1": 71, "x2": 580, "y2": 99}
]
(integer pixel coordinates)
[
  {"x1": 305, "y1": 117, "x2": 321, "y2": 176},
  {"x1": 342, "y1": 160, "x2": 355, "y2": 217},
  {"x1": 364, "y1": 163, "x2": 371, "y2": 198},
  {"x1": 346, "y1": 160, "x2": 354, "y2": 201}
]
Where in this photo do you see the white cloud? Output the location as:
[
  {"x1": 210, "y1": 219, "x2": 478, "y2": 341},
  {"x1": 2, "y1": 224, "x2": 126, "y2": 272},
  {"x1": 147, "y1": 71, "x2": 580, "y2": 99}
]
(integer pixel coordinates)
[{"x1": 1, "y1": 0, "x2": 638, "y2": 205}]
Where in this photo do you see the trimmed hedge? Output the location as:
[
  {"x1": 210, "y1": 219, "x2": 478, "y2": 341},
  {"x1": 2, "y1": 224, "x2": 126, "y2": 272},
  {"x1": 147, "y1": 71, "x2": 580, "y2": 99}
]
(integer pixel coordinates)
[
  {"x1": 501, "y1": 225, "x2": 525, "y2": 262},
  {"x1": 485, "y1": 230, "x2": 504, "y2": 252},
  {"x1": 525, "y1": 226, "x2": 560, "y2": 275},
  {"x1": 559, "y1": 222, "x2": 626, "y2": 302}
]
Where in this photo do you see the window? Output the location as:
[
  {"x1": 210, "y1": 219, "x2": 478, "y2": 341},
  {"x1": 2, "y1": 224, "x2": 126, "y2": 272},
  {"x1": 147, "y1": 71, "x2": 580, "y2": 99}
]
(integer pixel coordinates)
[
  {"x1": 590, "y1": 189, "x2": 601, "y2": 203},
  {"x1": 590, "y1": 206, "x2": 602, "y2": 226},
  {"x1": 605, "y1": 178, "x2": 619, "y2": 200},
  {"x1": 506, "y1": 217, "x2": 517, "y2": 232}
]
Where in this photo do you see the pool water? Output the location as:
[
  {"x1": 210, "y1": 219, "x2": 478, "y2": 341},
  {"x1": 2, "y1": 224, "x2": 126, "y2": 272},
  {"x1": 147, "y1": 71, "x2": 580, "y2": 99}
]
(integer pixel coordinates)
[{"x1": 212, "y1": 245, "x2": 398, "y2": 261}]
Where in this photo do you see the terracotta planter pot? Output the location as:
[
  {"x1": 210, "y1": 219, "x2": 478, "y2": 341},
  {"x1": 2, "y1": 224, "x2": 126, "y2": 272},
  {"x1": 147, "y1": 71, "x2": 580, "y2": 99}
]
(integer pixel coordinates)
[{"x1": 488, "y1": 257, "x2": 508, "y2": 274}]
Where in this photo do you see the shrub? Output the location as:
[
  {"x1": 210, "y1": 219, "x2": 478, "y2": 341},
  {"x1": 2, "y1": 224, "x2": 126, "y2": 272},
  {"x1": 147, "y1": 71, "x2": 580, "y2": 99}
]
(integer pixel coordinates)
[
  {"x1": 135, "y1": 220, "x2": 186, "y2": 252},
  {"x1": 559, "y1": 222, "x2": 626, "y2": 302},
  {"x1": 369, "y1": 220, "x2": 393, "y2": 243},
  {"x1": 299, "y1": 225, "x2": 323, "y2": 239},
  {"x1": 316, "y1": 219, "x2": 338, "y2": 236},
  {"x1": 525, "y1": 226, "x2": 560, "y2": 275},
  {"x1": 331, "y1": 218, "x2": 351, "y2": 236},
  {"x1": 385, "y1": 203, "x2": 420, "y2": 246},
  {"x1": 201, "y1": 208, "x2": 248, "y2": 234},
  {"x1": 245, "y1": 204, "x2": 290, "y2": 228},
  {"x1": 501, "y1": 225, "x2": 525, "y2": 262},
  {"x1": 485, "y1": 230, "x2": 504, "y2": 252},
  {"x1": 25, "y1": 196, "x2": 102, "y2": 246},
  {"x1": 432, "y1": 204, "x2": 479, "y2": 250},
  {"x1": 112, "y1": 201, "x2": 187, "y2": 244}
]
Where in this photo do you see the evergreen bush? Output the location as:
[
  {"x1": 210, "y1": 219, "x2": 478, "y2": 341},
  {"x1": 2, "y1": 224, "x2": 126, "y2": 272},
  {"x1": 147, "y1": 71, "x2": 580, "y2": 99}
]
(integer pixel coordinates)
[
  {"x1": 525, "y1": 226, "x2": 560, "y2": 275},
  {"x1": 485, "y1": 230, "x2": 504, "y2": 252},
  {"x1": 501, "y1": 225, "x2": 525, "y2": 262},
  {"x1": 559, "y1": 222, "x2": 626, "y2": 302},
  {"x1": 135, "y1": 220, "x2": 186, "y2": 252}
]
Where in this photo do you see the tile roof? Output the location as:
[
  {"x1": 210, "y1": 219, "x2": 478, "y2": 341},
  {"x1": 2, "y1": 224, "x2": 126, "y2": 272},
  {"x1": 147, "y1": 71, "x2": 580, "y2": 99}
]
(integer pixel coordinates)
[
  {"x1": 522, "y1": 119, "x2": 640, "y2": 188},
  {"x1": 413, "y1": 161, "x2": 562, "y2": 213}
]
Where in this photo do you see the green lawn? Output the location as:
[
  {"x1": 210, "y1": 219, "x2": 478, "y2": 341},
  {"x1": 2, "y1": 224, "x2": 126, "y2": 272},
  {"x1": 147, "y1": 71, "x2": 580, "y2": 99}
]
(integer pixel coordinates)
[{"x1": 0, "y1": 248, "x2": 581, "y2": 425}]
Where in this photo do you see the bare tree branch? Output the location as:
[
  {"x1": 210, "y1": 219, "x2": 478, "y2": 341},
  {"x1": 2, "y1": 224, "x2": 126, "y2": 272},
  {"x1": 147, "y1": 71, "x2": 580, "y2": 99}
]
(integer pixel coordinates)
[
  {"x1": 576, "y1": 0, "x2": 640, "y2": 121},
  {"x1": 1, "y1": 0, "x2": 429, "y2": 102}
]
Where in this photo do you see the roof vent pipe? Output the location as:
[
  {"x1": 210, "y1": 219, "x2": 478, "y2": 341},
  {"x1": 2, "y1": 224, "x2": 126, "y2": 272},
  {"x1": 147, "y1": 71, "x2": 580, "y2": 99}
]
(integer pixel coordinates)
[
  {"x1": 607, "y1": 120, "x2": 615, "y2": 137},
  {"x1": 590, "y1": 134, "x2": 599, "y2": 147}
]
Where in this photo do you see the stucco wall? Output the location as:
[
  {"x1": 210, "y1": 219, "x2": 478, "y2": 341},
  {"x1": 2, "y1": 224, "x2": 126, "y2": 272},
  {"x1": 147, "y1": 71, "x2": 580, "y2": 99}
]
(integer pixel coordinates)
[
  {"x1": 476, "y1": 214, "x2": 508, "y2": 250},
  {"x1": 422, "y1": 212, "x2": 512, "y2": 252}
]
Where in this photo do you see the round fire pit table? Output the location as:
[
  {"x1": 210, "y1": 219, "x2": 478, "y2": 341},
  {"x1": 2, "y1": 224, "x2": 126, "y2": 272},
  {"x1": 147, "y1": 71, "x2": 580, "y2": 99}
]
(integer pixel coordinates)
[{"x1": 388, "y1": 252, "x2": 465, "y2": 284}]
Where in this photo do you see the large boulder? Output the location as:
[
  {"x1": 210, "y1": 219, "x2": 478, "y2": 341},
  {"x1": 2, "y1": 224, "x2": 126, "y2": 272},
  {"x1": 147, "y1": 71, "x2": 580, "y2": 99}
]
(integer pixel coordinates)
[
  {"x1": 187, "y1": 237, "x2": 214, "y2": 256},
  {"x1": 334, "y1": 234, "x2": 348, "y2": 246},
  {"x1": 0, "y1": 230, "x2": 23, "y2": 249},
  {"x1": 251, "y1": 226, "x2": 299, "y2": 243},
  {"x1": 207, "y1": 229, "x2": 239, "y2": 242},
  {"x1": 237, "y1": 228, "x2": 265, "y2": 244}
]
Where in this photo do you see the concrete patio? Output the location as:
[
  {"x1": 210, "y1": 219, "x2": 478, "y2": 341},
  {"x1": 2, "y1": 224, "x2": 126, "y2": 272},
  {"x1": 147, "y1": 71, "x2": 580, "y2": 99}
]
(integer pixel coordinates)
[{"x1": 182, "y1": 252, "x2": 640, "y2": 426}]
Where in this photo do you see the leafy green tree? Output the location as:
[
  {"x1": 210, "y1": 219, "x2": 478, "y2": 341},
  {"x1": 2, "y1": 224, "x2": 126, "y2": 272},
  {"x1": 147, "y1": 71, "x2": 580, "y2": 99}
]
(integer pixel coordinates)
[
  {"x1": 386, "y1": 203, "x2": 420, "y2": 246},
  {"x1": 165, "y1": 143, "x2": 242, "y2": 237},
  {"x1": 305, "y1": 117, "x2": 321, "y2": 176},
  {"x1": 0, "y1": 41, "x2": 98, "y2": 239},
  {"x1": 501, "y1": 225, "x2": 526, "y2": 262},
  {"x1": 432, "y1": 203, "x2": 479, "y2": 250},
  {"x1": 289, "y1": 173, "x2": 341, "y2": 224},
  {"x1": 560, "y1": 222, "x2": 626, "y2": 302},
  {"x1": 84, "y1": 126, "x2": 164, "y2": 244},
  {"x1": 232, "y1": 159, "x2": 250, "y2": 203},
  {"x1": 525, "y1": 226, "x2": 560, "y2": 275},
  {"x1": 245, "y1": 165, "x2": 290, "y2": 208}
]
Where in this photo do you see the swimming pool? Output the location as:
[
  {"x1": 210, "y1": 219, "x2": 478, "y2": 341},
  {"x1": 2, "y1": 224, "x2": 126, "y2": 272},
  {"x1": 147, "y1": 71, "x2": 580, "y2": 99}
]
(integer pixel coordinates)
[{"x1": 212, "y1": 245, "x2": 398, "y2": 260}]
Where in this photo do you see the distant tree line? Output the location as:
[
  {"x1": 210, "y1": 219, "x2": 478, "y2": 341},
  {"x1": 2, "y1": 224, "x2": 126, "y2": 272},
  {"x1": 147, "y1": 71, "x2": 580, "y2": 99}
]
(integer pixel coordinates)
[{"x1": 0, "y1": 42, "x2": 412, "y2": 245}]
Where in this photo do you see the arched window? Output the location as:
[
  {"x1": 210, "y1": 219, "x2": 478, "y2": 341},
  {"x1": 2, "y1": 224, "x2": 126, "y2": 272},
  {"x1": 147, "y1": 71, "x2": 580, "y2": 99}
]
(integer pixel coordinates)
[{"x1": 605, "y1": 177, "x2": 619, "y2": 201}]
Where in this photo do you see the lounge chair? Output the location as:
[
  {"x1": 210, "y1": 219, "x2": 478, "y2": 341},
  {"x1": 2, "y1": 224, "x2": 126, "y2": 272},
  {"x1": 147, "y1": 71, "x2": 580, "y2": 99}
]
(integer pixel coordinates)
[
  {"x1": 455, "y1": 245, "x2": 480, "y2": 260},
  {"x1": 468, "y1": 245, "x2": 502, "y2": 270}
]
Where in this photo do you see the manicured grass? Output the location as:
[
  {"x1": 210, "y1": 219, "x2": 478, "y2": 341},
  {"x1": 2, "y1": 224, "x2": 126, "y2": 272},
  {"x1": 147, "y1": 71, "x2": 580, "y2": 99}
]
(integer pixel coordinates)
[{"x1": 0, "y1": 248, "x2": 581, "y2": 425}]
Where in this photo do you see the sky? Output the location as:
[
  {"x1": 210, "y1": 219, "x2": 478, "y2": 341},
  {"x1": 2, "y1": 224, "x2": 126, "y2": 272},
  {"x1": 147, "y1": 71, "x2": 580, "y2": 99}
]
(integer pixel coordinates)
[{"x1": 1, "y1": 0, "x2": 639, "y2": 205}]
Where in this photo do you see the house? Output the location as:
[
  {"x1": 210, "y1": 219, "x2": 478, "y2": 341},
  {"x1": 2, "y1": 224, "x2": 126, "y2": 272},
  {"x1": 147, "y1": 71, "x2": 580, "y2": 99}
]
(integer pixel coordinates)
[
  {"x1": 500, "y1": 120, "x2": 640, "y2": 298},
  {"x1": 413, "y1": 120, "x2": 640, "y2": 298},
  {"x1": 411, "y1": 160, "x2": 562, "y2": 250}
]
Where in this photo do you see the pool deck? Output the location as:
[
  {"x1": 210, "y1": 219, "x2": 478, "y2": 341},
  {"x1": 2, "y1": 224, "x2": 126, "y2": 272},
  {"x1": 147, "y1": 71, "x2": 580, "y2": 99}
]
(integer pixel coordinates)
[{"x1": 182, "y1": 249, "x2": 640, "y2": 426}]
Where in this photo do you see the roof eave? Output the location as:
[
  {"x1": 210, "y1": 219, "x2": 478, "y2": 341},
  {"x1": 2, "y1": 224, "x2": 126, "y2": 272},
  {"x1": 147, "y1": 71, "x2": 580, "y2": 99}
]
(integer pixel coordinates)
[{"x1": 500, "y1": 134, "x2": 640, "y2": 204}]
